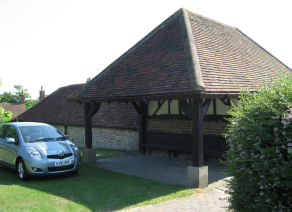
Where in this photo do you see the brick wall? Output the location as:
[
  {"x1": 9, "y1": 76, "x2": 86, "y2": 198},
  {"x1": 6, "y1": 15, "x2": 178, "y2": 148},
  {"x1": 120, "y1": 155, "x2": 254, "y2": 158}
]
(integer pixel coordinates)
[
  {"x1": 147, "y1": 119, "x2": 228, "y2": 136},
  {"x1": 51, "y1": 125, "x2": 139, "y2": 151}
]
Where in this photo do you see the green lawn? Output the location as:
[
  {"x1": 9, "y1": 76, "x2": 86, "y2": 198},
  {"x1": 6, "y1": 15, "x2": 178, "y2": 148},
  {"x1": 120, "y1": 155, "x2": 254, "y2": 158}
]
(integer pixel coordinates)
[{"x1": 0, "y1": 149, "x2": 195, "y2": 211}]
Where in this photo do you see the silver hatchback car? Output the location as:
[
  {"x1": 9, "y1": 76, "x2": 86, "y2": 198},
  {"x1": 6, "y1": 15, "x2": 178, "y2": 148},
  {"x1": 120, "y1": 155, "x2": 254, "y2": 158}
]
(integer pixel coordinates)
[{"x1": 0, "y1": 122, "x2": 82, "y2": 180}]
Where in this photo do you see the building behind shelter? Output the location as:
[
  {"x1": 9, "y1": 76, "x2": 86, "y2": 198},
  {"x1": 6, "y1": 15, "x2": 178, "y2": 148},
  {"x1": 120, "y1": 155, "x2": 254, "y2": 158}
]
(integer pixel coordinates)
[
  {"x1": 0, "y1": 92, "x2": 26, "y2": 120},
  {"x1": 17, "y1": 84, "x2": 139, "y2": 151}
]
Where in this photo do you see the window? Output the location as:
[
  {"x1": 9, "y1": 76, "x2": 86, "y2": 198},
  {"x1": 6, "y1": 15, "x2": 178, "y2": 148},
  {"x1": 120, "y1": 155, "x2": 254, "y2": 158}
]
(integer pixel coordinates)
[
  {"x1": 5, "y1": 126, "x2": 19, "y2": 143},
  {"x1": 0, "y1": 125, "x2": 7, "y2": 138}
]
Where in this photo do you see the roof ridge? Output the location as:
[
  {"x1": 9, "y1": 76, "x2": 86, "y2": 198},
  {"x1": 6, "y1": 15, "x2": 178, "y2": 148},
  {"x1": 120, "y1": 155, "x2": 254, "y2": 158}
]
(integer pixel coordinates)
[
  {"x1": 0, "y1": 103, "x2": 22, "y2": 105},
  {"x1": 186, "y1": 9, "x2": 237, "y2": 29},
  {"x1": 69, "y1": 8, "x2": 184, "y2": 100},
  {"x1": 180, "y1": 8, "x2": 205, "y2": 91},
  {"x1": 58, "y1": 83, "x2": 85, "y2": 89}
]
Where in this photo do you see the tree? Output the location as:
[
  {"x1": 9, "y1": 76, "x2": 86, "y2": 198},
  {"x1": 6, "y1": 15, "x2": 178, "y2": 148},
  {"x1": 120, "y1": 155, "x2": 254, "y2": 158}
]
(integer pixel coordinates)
[
  {"x1": 0, "y1": 84, "x2": 36, "y2": 109},
  {"x1": 224, "y1": 71, "x2": 292, "y2": 211},
  {"x1": 0, "y1": 91, "x2": 18, "y2": 103},
  {"x1": 0, "y1": 107, "x2": 12, "y2": 124},
  {"x1": 14, "y1": 85, "x2": 31, "y2": 99},
  {"x1": 25, "y1": 99, "x2": 38, "y2": 110},
  {"x1": 0, "y1": 79, "x2": 12, "y2": 124}
]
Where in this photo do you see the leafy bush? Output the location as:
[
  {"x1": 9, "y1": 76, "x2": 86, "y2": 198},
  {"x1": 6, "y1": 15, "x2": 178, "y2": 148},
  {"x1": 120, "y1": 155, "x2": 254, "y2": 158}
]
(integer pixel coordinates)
[
  {"x1": 0, "y1": 107, "x2": 12, "y2": 124},
  {"x1": 224, "y1": 71, "x2": 292, "y2": 212}
]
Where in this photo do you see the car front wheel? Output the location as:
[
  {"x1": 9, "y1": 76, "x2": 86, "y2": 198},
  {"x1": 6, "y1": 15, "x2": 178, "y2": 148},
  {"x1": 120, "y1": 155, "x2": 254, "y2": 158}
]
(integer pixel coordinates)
[{"x1": 17, "y1": 159, "x2": 30, "y2": 181}]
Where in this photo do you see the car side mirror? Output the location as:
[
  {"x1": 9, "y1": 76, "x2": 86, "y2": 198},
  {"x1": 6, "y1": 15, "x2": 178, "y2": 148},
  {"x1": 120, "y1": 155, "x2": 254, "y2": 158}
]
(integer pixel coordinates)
[
  {"x1": 6, "y1": 137, "x2": 16, "y2": 144},
  {"x1": 65, "y1": 135, "x2": 69, "y2": 139}
]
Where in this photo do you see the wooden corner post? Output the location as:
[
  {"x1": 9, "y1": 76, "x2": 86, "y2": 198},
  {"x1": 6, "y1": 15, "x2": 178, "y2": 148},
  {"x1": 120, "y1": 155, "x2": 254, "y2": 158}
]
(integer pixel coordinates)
[
  {"x1": 84, "y1": 102, "x2": 101, "y2": 149},
  {"x1": 192, "y1": 98, "x2": 204, "y2": 167},
  {"x1": 84, "y1": 103, "x2": 93, "y2": 149},
  {"x1": 139, "y1": 102, "x2": 147, "y2": 153}
]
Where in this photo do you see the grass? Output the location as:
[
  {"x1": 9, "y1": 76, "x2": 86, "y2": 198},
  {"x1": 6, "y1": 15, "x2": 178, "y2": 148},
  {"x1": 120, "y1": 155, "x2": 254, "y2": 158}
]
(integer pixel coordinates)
[{"x1": 0, "y1": 148, "x2": 195, "y2": 212}]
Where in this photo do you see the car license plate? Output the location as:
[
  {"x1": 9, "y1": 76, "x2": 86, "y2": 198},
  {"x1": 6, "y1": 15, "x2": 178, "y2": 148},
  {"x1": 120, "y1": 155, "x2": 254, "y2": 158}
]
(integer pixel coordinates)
[{"x1": 53, "y1": 160, "x2": 71, "y2": 166}]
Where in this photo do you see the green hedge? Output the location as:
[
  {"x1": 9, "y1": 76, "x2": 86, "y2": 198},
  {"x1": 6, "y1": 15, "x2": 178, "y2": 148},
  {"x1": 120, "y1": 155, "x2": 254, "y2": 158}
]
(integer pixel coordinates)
[{"x1": 224, "y1": 71, "x2": 292, "y2": 212}]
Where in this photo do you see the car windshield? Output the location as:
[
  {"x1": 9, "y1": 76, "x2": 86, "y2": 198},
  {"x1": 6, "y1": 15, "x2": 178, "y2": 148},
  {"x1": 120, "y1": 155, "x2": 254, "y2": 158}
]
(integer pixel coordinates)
[{"x1": 18, "y1": 125, "x2": 66, "y2": 143}]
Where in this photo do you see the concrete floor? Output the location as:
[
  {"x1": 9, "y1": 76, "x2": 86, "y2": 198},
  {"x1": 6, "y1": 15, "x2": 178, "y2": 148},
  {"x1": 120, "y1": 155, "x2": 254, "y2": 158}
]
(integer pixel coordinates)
[{"x1": 94, "y1": 152, "x2": 228, "y2": 187}]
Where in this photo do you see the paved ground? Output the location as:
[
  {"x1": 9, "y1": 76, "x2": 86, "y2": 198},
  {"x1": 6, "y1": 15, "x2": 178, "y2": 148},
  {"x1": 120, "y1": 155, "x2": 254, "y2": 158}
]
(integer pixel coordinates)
[{"x1": 94, "y1": 153, "x2": 230, "y2": 211}]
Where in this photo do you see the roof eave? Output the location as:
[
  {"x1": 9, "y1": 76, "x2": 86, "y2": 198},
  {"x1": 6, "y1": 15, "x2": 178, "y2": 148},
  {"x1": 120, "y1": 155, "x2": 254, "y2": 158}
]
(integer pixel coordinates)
[{"x1": 68, "y1": 91, "x2": 242, "y2": 104}]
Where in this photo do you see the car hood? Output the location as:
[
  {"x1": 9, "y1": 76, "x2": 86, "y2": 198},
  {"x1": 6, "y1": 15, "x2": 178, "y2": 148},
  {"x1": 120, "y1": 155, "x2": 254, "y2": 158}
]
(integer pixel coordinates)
[{"x1": 27, "y1": 140, "x2": 72, "y2": 155}]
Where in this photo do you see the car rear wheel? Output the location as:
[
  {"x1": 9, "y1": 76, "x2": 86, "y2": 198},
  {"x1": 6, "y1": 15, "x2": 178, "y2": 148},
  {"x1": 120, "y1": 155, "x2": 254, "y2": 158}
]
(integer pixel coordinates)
[{"x1": 17, "y1": 159, "x2": 30, "y2": 181}]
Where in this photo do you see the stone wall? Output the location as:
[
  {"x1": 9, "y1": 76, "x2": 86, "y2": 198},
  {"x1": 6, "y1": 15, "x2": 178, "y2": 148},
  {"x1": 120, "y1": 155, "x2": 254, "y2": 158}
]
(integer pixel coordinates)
[
  {"x1": 51, "y1": 124, "x2": 139, "y2": 151},
  {"x1": 52, "y1": 124, "x2": 65, "y2": 134},
  {"x1": 147, "y1": 119, "x2": 228, "y2": 136},
  {"x1": 146, "y1": 119, "x2": 227, "y2": 161}
]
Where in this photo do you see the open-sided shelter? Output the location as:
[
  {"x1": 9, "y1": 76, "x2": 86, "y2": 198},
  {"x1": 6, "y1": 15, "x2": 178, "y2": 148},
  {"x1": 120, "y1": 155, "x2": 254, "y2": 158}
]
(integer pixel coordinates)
[{"x1": 69, "y1": 8, "x2": 291, "y2": 187}]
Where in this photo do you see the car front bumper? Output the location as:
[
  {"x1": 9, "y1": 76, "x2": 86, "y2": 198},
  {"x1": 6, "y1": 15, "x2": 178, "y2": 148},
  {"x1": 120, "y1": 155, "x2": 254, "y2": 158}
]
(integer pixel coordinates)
[{"x1": 24, "y1": 153, "x2": 82, "y2": 176}]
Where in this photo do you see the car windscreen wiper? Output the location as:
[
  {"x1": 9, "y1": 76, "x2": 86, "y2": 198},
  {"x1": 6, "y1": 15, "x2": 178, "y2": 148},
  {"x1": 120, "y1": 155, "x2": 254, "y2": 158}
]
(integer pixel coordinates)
[
  {"x1": 29, "y1": 138, "x2": 55, "y2": 143},
  {"x1": 55, "y1": 136, "x2": 66, "y2": 140}
]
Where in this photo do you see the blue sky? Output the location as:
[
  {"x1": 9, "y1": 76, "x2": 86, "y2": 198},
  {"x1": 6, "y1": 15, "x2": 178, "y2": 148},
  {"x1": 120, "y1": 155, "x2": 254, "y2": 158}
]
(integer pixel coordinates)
[{"x1": 0, "y1": 0, "x2": 291, "y2": 99}]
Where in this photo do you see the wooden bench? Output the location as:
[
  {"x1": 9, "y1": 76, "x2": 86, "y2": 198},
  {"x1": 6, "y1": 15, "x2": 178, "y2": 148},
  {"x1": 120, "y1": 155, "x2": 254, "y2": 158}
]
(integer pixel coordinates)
[{"x1": 140, "y1": 131, "x2": 227, "y2": 160}]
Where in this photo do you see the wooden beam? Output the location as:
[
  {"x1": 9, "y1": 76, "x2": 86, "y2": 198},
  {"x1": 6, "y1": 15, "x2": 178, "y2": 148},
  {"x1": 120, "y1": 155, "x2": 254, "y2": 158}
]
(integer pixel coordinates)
[
  {"x1": 131, "y1": 102, "x2": 141, "y2": 114},
  {"x1": 69, "y1": 91, "x2": 245, "y2": 104},
  {"x1": 179, "y1": 99, "x2": 193, "y2": 118},
  {"x1": 152, "y1": 100, "x2": 165, "y2": 116},
  {"x1": 213, "y1": 99, "x2": 216, "y2": 115},
  {"x1": 88, "y1": 102, "x2": 101, "y2": 117},
  {"x1": 192, "y1": 98, "x2": 204, "y2": 167},
  {"x1": 143, "y1": 98, "x2": 149, "y2": 104},
  {"x1": 84, "y1": 103, "x2": 93, "y2": 149},
  {"x1": 220, "y1": 95, "x2": 230, "y2": 106},
  {"x1": 202, "y1": 99, "x2": 212, "y2": 117},
  {"x1": 139, "y1": 102, "x2": 147, "y2": 153},
  {"x1": 180, "y1": 99, "x2": 211, "y2": 119}
]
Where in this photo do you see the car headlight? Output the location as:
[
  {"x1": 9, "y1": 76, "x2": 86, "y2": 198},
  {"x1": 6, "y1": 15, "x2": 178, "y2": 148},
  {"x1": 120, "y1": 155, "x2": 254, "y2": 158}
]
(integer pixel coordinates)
[
  {"x1": 26, "y1": 147, "x2": 42, "y2": 158},
  {"x1": 71, "y1": 144, "x2": 79, "y2": 154}
]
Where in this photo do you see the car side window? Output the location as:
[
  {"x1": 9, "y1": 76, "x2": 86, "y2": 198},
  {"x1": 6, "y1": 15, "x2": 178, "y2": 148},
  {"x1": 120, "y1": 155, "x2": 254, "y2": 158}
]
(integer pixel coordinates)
[
  {"x1": 5, "y1": 126, "x2": 19, "y2": 143},
  {"x1": 0, "y1": 125, "x2": 7, "y2": 138}
]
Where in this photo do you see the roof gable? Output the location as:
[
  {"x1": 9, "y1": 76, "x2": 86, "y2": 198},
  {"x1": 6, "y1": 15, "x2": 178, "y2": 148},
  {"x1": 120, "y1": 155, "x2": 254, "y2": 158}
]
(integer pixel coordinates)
[{"x1": 70, "y1": 8, "x2": 291, "y2": 102}]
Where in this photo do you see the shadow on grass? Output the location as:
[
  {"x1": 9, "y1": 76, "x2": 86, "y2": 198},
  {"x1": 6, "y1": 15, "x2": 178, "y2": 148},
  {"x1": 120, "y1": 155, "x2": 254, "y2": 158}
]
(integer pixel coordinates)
[{"x1": 0, "y1": 164, "x2": 194, "y2": 211}]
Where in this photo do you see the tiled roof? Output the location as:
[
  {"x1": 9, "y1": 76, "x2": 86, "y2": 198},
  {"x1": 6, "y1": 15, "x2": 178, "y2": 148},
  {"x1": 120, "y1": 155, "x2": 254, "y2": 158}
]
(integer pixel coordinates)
[
  {"x1": 17, "y1": 84, "x2": 138, "y2": 129},
  {"x1": 0, "y1": 103, "x2": 26, "y2": 119},
  {"x1": 70, "y1": 8, "x2": 291, "y2": 102},
  {"x1": 188, "y1": 12, "x2": 290, "y2": 92}
]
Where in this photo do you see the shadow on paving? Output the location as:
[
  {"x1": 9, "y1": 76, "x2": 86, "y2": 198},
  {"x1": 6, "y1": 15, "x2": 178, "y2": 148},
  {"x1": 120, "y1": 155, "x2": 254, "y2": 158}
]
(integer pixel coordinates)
[
  {"x1": 95, "y1": 152, "x2": 228, "y2": 187},
  {"x1": 0, "y1": 163, "x2": 191, "y2": 211}
]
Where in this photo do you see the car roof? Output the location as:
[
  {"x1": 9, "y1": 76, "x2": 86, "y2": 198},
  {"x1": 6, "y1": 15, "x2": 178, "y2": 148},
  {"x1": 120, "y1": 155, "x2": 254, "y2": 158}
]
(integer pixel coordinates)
[{"x1": 5, "y1": 122, "x2": 50, "y2": 127}]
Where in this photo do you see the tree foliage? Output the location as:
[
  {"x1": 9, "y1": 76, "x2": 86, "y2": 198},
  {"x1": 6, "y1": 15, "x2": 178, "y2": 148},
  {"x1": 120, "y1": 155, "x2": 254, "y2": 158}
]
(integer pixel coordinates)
[
  {"x1": 0, "y1": 107, "x2": 12, "y2": 124},
  {"x1": 0, "y1": 84, "x2": 36, "y2": 109},
  {"x1": 224, "y1": 71, "x2": 292, "y2": 211}
]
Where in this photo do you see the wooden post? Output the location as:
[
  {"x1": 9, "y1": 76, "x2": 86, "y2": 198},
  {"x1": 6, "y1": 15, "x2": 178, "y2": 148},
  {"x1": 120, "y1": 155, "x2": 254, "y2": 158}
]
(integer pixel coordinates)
[
  {"x1": 84, "y1": 103, "x2": 93, "y2": 149},
  {"x1": 139, "y1": 102, "x2": 147, "y2": 153},
  {"x1": 192, "y1": 99, "x2": 204, "y2": 167}
]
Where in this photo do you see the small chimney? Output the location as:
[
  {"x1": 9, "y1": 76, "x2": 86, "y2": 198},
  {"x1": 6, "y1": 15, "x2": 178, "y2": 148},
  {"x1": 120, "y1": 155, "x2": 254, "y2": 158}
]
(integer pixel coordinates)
[
  {"x1": 86, "y1": 78, "x2": 91, "y2": 83},
  {"x1": 20, "y1": 91, "x2": 25, "y2": 104},
  {"x1": 40, "y1": 86, "x2": 45, "y2": 101}
]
